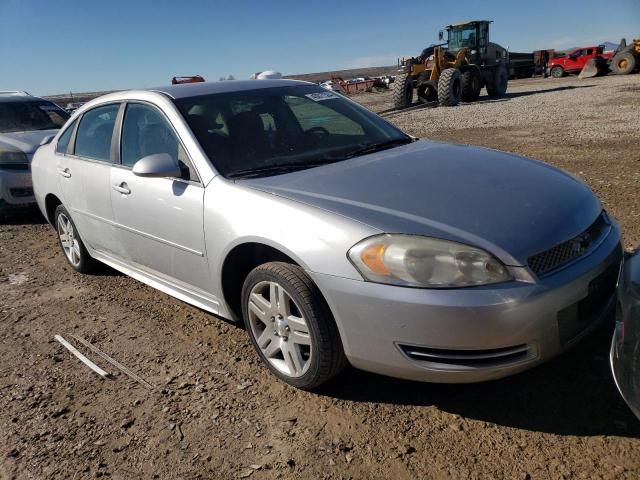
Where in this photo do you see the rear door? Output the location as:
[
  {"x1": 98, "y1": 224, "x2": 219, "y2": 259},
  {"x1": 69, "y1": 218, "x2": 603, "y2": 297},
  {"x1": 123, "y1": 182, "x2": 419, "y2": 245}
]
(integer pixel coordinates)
[
  {"x1": 54, "y1": 118, "x2": 84, "y2": 218},
  {"x1": 110, "y1": 101, "x2": 210, "y2": 291},
  {"x1": 69, "y1": 103, "x2": 123, "y2": 256},
  {"x1": 55, "y1": 104, "x2": 123, "y2": 256}
]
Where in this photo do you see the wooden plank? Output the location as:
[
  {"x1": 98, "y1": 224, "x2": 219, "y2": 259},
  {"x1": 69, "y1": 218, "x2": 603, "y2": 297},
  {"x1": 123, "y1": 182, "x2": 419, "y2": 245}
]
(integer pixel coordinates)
[
  {"x1": 54, "y1": 335, "x2": 110, "y2": 378},
  {"x1": 72, "y1": 335, "x2": 154, "y2": 390}
]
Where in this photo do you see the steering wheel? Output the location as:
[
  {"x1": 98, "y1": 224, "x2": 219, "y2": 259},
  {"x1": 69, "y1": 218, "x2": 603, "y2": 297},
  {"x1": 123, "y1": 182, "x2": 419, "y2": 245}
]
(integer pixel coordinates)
[{"x1": 305, "y1": 126, "x2": 330, "y2": 138}]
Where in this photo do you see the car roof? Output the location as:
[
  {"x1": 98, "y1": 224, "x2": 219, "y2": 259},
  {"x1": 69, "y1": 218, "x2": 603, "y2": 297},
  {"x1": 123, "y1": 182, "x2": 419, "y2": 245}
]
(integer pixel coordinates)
[
  {"x1": 149, "y1": 79, "x2": 312, "y2": 99},
  {"x1": 0, "y1": 94, "x2": 45, "y2": 104}
]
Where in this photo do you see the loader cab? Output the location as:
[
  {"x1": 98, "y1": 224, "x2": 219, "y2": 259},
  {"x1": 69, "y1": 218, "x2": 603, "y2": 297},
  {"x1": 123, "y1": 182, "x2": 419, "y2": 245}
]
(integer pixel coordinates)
[{"x1": 446, "y1": 21, "x2": 491, "y2": 56}]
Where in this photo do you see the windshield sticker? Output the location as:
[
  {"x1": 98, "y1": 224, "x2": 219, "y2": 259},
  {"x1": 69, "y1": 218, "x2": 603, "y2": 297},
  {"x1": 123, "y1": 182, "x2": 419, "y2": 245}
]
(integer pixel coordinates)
[{"x1": 305, "y1": 92, "x2": 339, "y2": 102}]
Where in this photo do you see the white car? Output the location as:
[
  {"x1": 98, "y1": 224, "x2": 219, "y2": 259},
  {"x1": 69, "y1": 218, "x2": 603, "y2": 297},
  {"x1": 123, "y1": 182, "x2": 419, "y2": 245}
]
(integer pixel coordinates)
[
  {"x1": 320, "y1": 81, "x2": 342, "y2": 93},
  {"x1": 0, "y1": 91, "x2": 69, "y2": 218}
]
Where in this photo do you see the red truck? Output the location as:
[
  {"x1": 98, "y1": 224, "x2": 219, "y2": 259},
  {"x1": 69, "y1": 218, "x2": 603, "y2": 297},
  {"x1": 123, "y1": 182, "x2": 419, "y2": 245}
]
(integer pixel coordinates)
[{"x1": 547, "y1": 45, "x2": 613, "y2": 77}]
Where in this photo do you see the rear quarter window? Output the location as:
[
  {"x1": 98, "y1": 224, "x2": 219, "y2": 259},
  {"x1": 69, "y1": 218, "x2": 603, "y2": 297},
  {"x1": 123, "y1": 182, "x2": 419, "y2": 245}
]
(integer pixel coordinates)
[{"x1": 56, "y1": 120, "x2": 76, "y2": 155}]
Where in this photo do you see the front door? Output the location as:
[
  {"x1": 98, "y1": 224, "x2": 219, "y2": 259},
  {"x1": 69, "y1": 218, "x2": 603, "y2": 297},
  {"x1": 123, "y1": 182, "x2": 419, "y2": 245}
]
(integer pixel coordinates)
[{"x1": 109, "y1": 102, "x2": 210, "y2": 292}]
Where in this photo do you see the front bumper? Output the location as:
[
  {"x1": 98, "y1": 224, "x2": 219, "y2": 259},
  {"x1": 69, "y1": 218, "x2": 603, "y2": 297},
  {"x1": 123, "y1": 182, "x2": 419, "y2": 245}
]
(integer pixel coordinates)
[
  {"x1": 311, "y1": 223, "x2": 622, "y2": 383},
  {"x1": 0, "y1": 169, "x2": 35, "y2": 211}
]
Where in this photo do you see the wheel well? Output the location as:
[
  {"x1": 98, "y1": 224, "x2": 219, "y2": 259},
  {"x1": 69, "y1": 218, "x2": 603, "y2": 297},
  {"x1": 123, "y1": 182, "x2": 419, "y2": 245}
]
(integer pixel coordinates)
[
  {"x1": 221, "y1": 243, "x2": 297, "y2": 320},
  {"x1": 44, "y1": 194, "x2": 62, "y2": 225}
]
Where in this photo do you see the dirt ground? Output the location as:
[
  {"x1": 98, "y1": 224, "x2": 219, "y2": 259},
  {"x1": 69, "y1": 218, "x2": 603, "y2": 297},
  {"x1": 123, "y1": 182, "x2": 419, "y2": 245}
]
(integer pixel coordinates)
[{"x1": 2, "y1": 73, "x2": 640, "y2": 480}]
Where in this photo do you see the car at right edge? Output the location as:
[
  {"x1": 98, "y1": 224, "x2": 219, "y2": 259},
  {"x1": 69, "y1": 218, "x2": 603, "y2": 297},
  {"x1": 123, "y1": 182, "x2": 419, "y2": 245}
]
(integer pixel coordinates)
[{"x1": 611, "y1": 250, "x2": 640, "y2": 420}]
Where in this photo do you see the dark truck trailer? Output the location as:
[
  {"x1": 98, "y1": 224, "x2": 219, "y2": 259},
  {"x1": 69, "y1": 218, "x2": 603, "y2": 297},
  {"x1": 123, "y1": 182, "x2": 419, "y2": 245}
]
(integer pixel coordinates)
[{"x1": 508, "y1": 49, "x2": 555, "y2": 78}]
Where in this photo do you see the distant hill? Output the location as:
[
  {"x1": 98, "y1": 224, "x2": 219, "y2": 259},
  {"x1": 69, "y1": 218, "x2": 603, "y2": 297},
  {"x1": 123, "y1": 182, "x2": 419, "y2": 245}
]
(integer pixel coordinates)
[
  {"x1": 43, "y1": 66, "x2": 400, "y2": 104},
  {"x1": 45, "y1": 90, "x2": 119, "y2": 106},
  {"x1": 285, "y1": 65, "x2": 397, "y2": 83}
]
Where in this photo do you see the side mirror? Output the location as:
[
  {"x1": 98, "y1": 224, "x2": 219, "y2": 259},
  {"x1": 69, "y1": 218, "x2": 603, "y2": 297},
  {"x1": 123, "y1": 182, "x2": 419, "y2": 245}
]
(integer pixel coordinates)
[
  {"x1": 438, "y1": 30, "x2": 444, "y2": 41},
  {"x1": 132, "y1": 153, "x2": 181, "y2": 178},
  {"x1": 40, "y1": 134, "x2": 55, "y2": 146}
]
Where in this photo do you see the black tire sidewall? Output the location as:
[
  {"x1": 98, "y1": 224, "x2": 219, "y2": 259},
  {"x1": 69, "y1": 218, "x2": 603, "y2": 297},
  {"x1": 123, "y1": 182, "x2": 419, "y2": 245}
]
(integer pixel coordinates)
[
  {"x1": 461, "y1": 68, "x2": 481, "y2": 102},
  {"x1": 438, "y1": 68, "x2": 462, "y2": 106},
  {"x1": 54, "y1": 205, "x2": 93, "y2": 273},
  {"x1": 392, "y1": 74, "x2": 413, "y2": 108}
]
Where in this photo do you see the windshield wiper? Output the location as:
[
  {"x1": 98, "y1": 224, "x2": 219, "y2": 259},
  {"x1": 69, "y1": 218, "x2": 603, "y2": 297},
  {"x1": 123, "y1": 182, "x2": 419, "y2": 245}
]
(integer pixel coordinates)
[
  {"x1": 342, "y1": 137, "x2": 414, "y2": 159},
  {"x1": 227, "y1": 160, "x2": 340, "y2": 179}
]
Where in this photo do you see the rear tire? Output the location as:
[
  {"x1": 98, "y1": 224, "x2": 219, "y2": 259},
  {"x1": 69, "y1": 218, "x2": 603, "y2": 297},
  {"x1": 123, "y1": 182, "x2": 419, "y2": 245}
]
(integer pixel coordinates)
[
  {"x1": 241, "y1": 262, "x2": 347, "y2": 390},
  {"x1": 437, "y1": 68, "x2": 462, "y2": 106},
  {"x1": 550, "y1": 65, "x2": 564, "y2": 78},
  {"x1": 486, "y1": 65, "x2": 508, "y2": 97},
  {"x1": 54, "y1": 205, "x2": 95, "y2": 273},
  {"x1": 392, "y1": 74, "x2": 414, "y2": 108},
  {"x1": 611, "y1": 52, "x2": 636, "y2": 75},
  {"x1": 461, "y1": 68, "x2": 482, "y2": 102}
]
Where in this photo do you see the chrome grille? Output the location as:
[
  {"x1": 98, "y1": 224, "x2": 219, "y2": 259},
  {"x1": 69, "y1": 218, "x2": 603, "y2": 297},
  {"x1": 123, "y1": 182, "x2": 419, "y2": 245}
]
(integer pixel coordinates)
[{"x1": 528, "y1": 213, "x2": 609, "y2": 277}]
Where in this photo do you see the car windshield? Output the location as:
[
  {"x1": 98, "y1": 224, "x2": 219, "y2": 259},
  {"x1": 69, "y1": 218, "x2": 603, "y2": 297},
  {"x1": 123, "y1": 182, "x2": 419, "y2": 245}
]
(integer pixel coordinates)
[
  {"x1": 0, "y1": 100, "x2": 69, "y2": 133},
  {"x1": 173, "y1": 85, "x2": 411, "y2": 178}
]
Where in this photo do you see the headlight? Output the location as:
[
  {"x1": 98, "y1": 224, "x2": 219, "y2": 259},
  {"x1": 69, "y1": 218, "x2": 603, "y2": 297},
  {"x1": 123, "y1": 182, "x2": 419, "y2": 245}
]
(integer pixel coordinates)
[
  {"x1": 0, "y1": 149, "x2": 28, "y2": 167},
  {"x1": 348, "y1": 234, "x2": 512, "y2": 288}
]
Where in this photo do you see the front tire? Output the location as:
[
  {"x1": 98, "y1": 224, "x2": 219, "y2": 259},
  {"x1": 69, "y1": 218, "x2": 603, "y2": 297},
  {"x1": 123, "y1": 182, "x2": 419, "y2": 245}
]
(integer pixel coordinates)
[
  {"x1": 241, "y1": 262, "x2": 346, "y2": 390},
  {"x1": 486, "y1": 65, "x2": 509, "y2": 97},
  {"x1": 437, "y1": 68, "x2": 462, "y2": 106},
  {"x1": 611, "y1": 52, "x2": 636, "y2": 75},
  {"x1": 461, "y1": 68, "x2": 482, "y2": 102},
  {"x1": 392, "y1": 74, "x2": 414, "y2": 108},
  {"x1": 550, "y1": 65, "x2": 564, "y2": 78},
  {"x1": 54, "y1": 205, "x2": 94, "y2": 273}
]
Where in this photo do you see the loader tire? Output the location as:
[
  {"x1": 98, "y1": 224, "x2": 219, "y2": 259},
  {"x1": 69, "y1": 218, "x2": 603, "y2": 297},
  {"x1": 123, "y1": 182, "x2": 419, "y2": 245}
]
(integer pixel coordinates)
[
  {"x1": 461, "y1": 68, "x2": 482, "y2": 102},
  {"x1": 392, "y1": 74, "x2": 413, "y2": 108},
  {"x1": 437, "y1": 68, "x2": 462, "y2": 106},
  {"x1": 486, "y1": 65, "x2": 508, "y2": 97},
  {"x1": 612, "y1": 52, "x2": 636, "y2": 75},
  {"x1": 417, "y1": 80, "x2": 438, "y2": 103}
]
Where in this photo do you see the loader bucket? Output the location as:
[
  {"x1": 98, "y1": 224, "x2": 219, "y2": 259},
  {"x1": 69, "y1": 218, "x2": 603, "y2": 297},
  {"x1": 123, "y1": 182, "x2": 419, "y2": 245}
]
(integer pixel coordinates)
[{"x1": 579, "y1": 58, "x2": 604, "y2": 78}]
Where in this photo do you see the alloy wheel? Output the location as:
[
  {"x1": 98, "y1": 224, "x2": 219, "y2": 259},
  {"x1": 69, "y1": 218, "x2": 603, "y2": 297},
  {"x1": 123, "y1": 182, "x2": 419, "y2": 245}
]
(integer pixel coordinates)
[
  {"x1": 247, "y1": 280, "x2": 312, "y2": 378},
  {"x1": 57, "y1": 212, "x2": 81, "y2": 267}
]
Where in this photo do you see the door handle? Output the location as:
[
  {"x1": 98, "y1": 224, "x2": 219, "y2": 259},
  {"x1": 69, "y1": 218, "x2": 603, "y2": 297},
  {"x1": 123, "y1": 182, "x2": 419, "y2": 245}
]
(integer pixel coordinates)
[
  {"x1": 57, "y1": 168, "x2": 71, "y2": 178},
  {"x1": 112, "y1": 183, "x2": 131, "y2": 195}
]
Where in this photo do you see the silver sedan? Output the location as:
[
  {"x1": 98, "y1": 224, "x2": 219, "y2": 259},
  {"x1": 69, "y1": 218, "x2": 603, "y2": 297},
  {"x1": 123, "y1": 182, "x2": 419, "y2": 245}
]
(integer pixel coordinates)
[{"x1": 31, "y1": 80, "x2": 622, "y2": 389}]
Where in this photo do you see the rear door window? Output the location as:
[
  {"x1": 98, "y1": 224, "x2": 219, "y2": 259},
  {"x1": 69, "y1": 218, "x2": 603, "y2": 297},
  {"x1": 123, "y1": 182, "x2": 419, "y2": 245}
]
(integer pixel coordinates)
[{"x1": 74, "y1": 104, "x2": 119, "y2": 162}]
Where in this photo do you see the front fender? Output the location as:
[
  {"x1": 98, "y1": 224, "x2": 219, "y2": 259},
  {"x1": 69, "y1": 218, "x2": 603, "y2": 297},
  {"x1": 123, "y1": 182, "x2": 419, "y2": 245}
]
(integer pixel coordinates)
[{"x1": 203, "y1": 177, "x2": 379, "y2": 303}]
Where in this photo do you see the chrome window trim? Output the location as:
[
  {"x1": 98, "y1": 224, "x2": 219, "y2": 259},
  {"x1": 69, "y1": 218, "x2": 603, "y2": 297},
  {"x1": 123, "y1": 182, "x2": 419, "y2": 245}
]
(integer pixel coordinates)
[{"x1": 57, "y1": 102, "x2": 122, "y2": 164}]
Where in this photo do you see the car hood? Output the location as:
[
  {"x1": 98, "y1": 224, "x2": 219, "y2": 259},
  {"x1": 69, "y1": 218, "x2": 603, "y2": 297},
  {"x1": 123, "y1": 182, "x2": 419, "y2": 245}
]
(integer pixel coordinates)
[
  {"x1": 0, "y1": 129, "x2": 58, "y2": 156},
  {"x1": 242, "y1": 140, "x2": 602, "y2": 266}
]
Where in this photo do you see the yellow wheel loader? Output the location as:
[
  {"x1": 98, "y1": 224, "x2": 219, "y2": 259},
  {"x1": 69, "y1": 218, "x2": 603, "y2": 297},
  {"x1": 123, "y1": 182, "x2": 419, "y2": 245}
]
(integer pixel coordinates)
[{"x1": 393, "y1": 20, "x2": 509, "y2": 108}]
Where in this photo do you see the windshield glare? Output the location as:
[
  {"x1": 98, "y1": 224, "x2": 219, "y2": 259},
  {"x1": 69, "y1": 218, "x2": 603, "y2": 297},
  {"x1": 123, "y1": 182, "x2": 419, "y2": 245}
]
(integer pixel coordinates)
[
  {"x1": 0, "y1": 101, "x2": 69, "y2": 133},
  {"x1": 173, "y1": 86, "x2": 409, "y2": 178}
]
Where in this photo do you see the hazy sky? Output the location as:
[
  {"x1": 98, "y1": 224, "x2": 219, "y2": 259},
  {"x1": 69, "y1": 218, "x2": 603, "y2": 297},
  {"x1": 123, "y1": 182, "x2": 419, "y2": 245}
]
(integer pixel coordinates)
[{"x1": 1, "y1": 0, "x2": 638, "y2": 95}]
